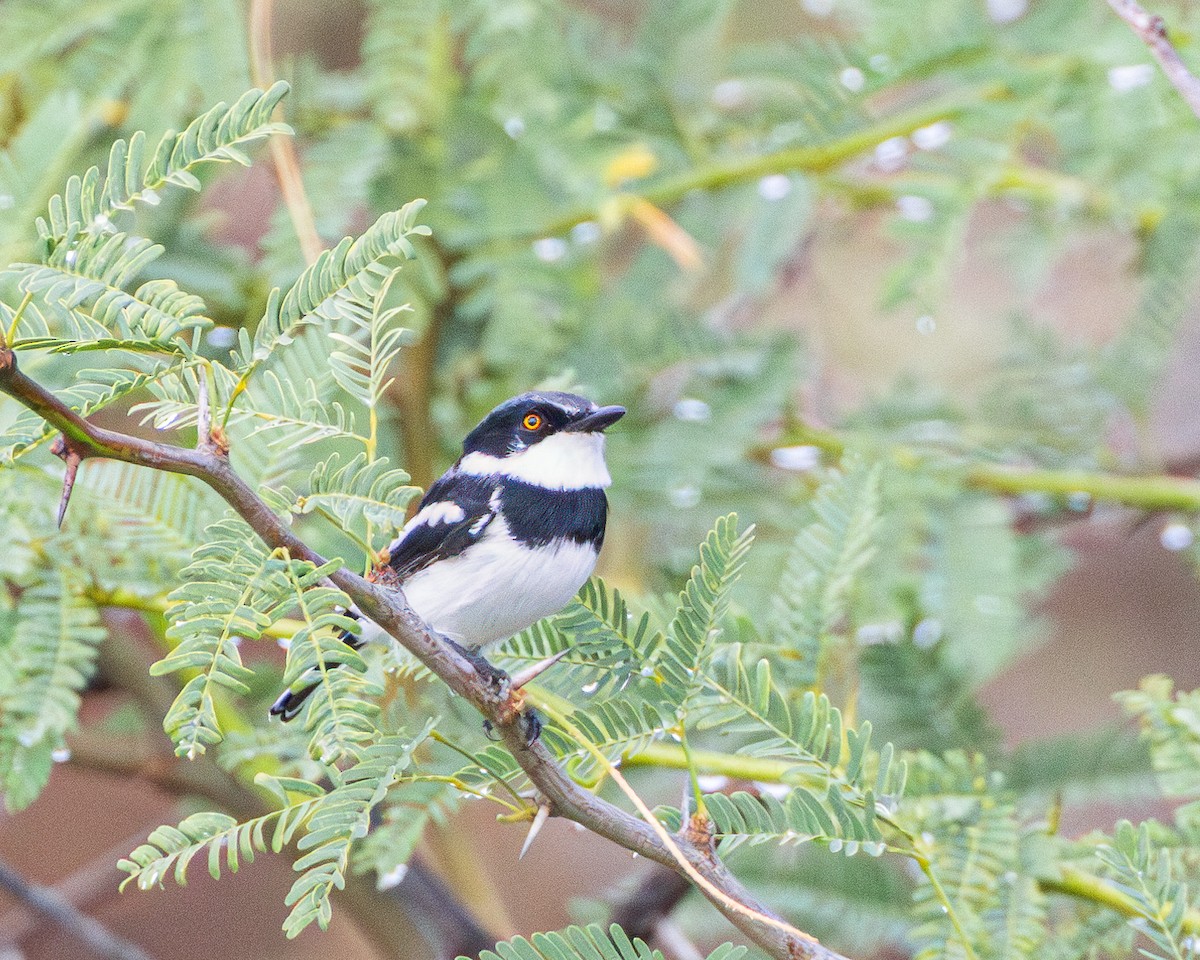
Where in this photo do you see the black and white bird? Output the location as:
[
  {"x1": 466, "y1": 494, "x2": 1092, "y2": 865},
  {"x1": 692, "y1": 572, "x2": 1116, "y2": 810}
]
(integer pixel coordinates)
[{"x1": 270, "y1": 390, "x2": 625, "y2": 722}]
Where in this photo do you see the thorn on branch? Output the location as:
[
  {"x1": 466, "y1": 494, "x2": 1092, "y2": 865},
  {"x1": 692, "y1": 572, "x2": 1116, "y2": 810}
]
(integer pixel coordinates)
[
  {"x1": 50, "y1": 435, "x2": 85, "y2": 529},
  {"x1": 519, "y1": 801, "x2": 553, "y2": 859},
  {"x1": 195, "y1": 373, "x2": 229, "y2": 457},
  {"x1": 509, "y1": 649, "x2": 569, "y2": 690}
]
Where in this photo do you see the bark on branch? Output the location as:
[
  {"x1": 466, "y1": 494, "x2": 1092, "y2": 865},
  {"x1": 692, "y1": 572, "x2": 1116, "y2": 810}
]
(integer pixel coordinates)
[{"x1": 0, "y1": 345, "x2": 847, "y2": 960}]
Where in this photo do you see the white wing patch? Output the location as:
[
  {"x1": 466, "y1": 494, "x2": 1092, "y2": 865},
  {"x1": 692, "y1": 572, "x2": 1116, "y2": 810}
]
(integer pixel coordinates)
[
  {"x1": 386, "y1": 500, "x2": 467, "y2": 557},
  {"x1": 416, "y1": 501, "x2": 466, "y2": 525},
  {"x1": 458, "y1": 431, "x2": 611, "y2": 490}
]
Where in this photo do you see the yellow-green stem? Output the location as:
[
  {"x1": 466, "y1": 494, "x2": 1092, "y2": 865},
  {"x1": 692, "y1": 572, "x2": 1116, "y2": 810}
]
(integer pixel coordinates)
[
  {"x1": 364, "y1": 405, "x2": 379, "y2": 576},
  {"x1": 88, "y1": 586, "x2": 304, "y2": 641},
  {"x1": 914, "y1": 851, "x2": 981, "y2": 960},
  {"x1": 4, "y1": 292, "x2": 33, "y2": 346},
  {"x1": 519, "y1": 84, "x2": 1008, "y2": 242},
  {"x1": 1042, "y1": 865, "x2": 1200, "y2": 936},
  {"x1": 769, "y1": 421, "x2": 1200, "y2": 513},
  {"x1": 428, "y1": 730, "x2": 528, "y2": 811},
  {"x1": 678, "y1": 727, "x2": 708, "y2": 820}
]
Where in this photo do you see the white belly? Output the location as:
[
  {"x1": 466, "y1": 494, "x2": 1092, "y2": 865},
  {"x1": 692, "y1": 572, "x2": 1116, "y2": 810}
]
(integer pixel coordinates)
[{"x1": 399, "y1": 521, "x2": 599, "y2": 649}]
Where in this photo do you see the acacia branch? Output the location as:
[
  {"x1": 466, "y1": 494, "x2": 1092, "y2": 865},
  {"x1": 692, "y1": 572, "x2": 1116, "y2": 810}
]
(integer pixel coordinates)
[
  {"x1": 1106, "y1": 0, "x2": 1200, "y2": 120},
  {"x1": 0, "y1": 348, "x2": 842, "y2": 960},
  {"x1": 610, "y1": 866, "x2": 694, "y2": 948}
]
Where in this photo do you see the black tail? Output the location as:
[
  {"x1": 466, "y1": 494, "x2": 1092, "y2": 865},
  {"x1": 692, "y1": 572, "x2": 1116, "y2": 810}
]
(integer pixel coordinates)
[
  {"x1": 269, "y1": 682, "x2": 319, "y2": 722},
  {"x1": 270, "y1": 614, "x2": 365, "y2": 723}
]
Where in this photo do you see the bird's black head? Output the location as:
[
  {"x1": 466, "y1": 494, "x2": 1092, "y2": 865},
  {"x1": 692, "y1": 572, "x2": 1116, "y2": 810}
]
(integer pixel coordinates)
[{"x1": 461, "y1": 391, "x2": 625, "y2": 458}]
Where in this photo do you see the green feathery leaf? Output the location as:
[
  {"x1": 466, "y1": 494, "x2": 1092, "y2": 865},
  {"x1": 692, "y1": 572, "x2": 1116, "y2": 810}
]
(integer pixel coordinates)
[
  {"x1": 151, "y1": 519, "x2": 343, "y2": 759},
  {"x1": 463, "y1": 923, "x2": 746, "y2": 960},
  {"x1": 288, "y1": 452, "x2": 420, "y2": 546},
  {"x1": 277, "y1": 563, "x2": 382, "y2": 765},
  {"x1": 1118, "y1": 675, "x2": 1200, "y2": 829},
  {"x1": 1094, "y1": 820, "x2": 1195, "y2": 960},
  {"x1": 38, "y1": 82, "x2": 291, "y2": 243},
  {"x1": 118, "y1": 785, "x2": 322, "y2": 891},
  {"x1": 229, "y1": 202, "x2": 429, "y2": 402},
  {"x1": 327, "y1": 263, "x2": 416, "y2": 411},
  {"x1": 904, "y1": 752, "x2": 1024, "y2": 960},
  {"x1": 283, "y1": 727, "x2": 432, "y2": 937},
  {"x1": 659, "y1": 513, "x2": 755, "y2": 710},
  {"x1": 0, "y1": 573, "x2": 107, "y2": 812},
  {"x1": 768, "y1": 458, "x2": 882, "y2": 686}
]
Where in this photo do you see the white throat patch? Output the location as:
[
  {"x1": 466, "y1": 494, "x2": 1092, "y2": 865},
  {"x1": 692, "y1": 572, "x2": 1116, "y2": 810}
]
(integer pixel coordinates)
[{"x1": 458, "y1": 431, "x2": 611, "y2": 490}]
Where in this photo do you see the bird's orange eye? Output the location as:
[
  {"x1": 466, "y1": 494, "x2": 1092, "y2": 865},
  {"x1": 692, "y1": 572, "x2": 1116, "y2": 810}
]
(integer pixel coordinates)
[{"x1": 523, "y1": 412, "x2": 543, "y2": 430}]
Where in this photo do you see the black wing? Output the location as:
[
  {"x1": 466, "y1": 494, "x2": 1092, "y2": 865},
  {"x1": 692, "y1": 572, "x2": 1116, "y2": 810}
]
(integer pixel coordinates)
[{"x1": 386, "y1": 471, "x2": 498, "y2": 581}]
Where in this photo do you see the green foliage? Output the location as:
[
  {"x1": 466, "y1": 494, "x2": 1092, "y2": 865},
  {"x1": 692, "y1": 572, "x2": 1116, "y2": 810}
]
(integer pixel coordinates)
[
  {"x1": 662, "y1": 784, "x2": 886, "y2": 853},
  {"x1": 0, "y1": 572, "x2": 107, "y2": 811},
  {"x1": 151, "y1": 519, "x2": 351, "y2": 760},
  {"x1": 503, "y1": 516, "x2": 759, "y2": 770},
  {"x1": 661, "y1": 514, "x2": 756, "y2": 710},
  {"x1": 119, "y1": 726, "x2": 431, "y2": 938},
  {"x1": 276, "y1": 567, "x2": 382, "y2": 766},
  {"x1": 1094, "y1": 821, "x2": 1196, "y2": 960},
  {"x1": 0, "y1": 355, "x2": 180, "y2": 464},
  {"x1": 327, "y1": 264, "x2": 416, "y2": 412},
  {"x1": 286, "y1": 453, "x2": 420, "y2": 549},
  {"x1": 118, "y1": 796, "x2": 321, "y2": 890},
  {"x1": 767, "y1": 457, "x2": 882, "y2": 686},
  {"x1": 463, "y1": 924, "x2": 746, "y2": 960},
  {"x1": 1119, "y1": 676, "x2": 1200, "y2": 834},
  {"x1": 38, "y1": 82, "x2": 289, "y2": 245},
  {"x1": 232, "y1": 204, "x2": 429, "y2": 382},
  {"x1": 903, "y1": 752, "x2": 1039, "y2": 960},
  {"x1": 692, "y1": 653, "x2": 907, "y2": 850},
  {"x1": 282, "y1": 729, "x2": 431, "y2": 937},
  {"x1": 511, "y1": 519, "x2": 903, "y2": 852}
]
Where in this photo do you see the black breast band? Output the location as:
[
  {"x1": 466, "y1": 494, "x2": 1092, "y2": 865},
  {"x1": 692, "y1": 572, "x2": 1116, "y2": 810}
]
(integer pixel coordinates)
[{"x1": 499, "y1": 480, "x2": 608, "y2": 548}]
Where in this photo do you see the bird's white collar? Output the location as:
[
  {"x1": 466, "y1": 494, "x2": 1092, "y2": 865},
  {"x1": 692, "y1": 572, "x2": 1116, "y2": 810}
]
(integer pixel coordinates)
[{"x1": 457, "y1": 431, "x2": 611, "y2": 490}]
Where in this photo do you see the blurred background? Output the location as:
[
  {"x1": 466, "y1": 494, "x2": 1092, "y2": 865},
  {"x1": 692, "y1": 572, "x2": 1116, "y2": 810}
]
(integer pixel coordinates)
[{"x1": 3, "y1": 0, "x2": 1200, "y2": 957}]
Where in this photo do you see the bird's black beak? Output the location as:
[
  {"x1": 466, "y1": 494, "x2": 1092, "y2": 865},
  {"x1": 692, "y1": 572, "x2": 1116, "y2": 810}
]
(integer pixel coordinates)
[{"x1": 567, "y1": 405, "x2": 626, "y2": 433}]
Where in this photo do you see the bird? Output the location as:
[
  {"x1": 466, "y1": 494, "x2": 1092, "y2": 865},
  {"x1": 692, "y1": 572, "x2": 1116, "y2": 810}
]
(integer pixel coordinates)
[{"x1": 270, "y1": 390, "x2": 625, "y2": 731}]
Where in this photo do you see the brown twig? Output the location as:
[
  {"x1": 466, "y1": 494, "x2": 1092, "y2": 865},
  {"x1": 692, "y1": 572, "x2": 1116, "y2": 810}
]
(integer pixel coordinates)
[
  {"x1": 609, "y1": 866, "x2": 693, "y2": 945},
  {"x1": 0, "y1": 344, "x2": 843, "y2": 959},
  {"x1": 0, "y1": 831, "x2": 160, "y2": 949},
  {"x1": 0, "y1": 858, "x2": 159, "y2": 960},
  {"x1": 1106, "y1": 0, "x2": 1200, "y2": 119}
]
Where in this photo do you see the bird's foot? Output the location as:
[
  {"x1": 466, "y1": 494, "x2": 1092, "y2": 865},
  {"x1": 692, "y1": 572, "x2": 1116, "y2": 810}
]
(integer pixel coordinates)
[
  {"x1": 446, "y1": 639, "x2": 510, "y2": 690},
  {"x1": 481, "y1": 707, "x2": 543, "y2": 746},
  {"x1": 520, "y1": 707, "x2": 542, "y2": 745}
]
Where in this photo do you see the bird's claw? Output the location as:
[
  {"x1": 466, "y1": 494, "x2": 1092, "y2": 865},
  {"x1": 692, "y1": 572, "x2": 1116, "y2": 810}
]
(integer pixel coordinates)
[
  {"x1": 447, "y1": 639, "x2": 510, "y2": 690},
  {"x1": 520, "y1": 707, "x2": 542, "y2": 745},
  {"x1": 481, "y1": 707, "x2": 543, "y2": 746}
]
